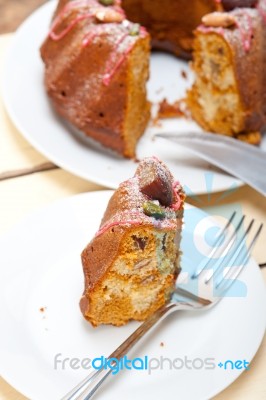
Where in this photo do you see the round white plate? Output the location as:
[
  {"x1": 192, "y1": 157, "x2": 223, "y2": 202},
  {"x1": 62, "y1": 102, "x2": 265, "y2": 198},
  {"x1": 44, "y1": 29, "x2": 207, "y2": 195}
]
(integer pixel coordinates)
[
  {"x1": 0, "y1": 191, "x2": 265, "y2": 400},
  {"x1": 3, "y1": 1, "x2": 266, "y2": 193}
]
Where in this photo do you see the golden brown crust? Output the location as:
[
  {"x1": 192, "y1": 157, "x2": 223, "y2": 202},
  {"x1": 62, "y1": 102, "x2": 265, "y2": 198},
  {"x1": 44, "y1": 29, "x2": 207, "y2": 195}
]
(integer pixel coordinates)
[
  {"x1": 80, "y1": 158, "x2": 185, "y2": 326},
  {"x1": 40, "y1": 0, "x2": 150, "y2": 158},
  {"x1": 226, "y1": 9, "x2": 266, "y2": 133},
  {"x1": 81, "y1": 165, "x2": 183, "y2": 289},
  {"x1": 236, "y1": 131, "x2": 261, "y2": 144}
]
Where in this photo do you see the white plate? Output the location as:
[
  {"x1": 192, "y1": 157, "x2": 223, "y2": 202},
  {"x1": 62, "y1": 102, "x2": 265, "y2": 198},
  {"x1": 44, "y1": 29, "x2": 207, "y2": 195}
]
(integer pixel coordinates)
[
  {"x1": 0, "y1": 191, "x2": 265, "y2": 400},
  {"x1": 3, "y1": 1, "x2": 266, "y2": 194}
]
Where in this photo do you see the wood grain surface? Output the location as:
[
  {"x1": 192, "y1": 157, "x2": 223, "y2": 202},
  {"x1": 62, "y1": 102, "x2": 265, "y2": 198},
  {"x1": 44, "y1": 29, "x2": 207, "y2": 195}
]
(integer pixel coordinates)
[{"x1": 0, "y1": 0, "x2": 47, "y2": 34}]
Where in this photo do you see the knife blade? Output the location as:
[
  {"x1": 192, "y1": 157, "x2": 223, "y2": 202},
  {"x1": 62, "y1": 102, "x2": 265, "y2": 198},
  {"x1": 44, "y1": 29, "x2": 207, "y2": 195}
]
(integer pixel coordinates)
[{"x1": 155, "y1": 131, "x2": 266, "y2": 196}]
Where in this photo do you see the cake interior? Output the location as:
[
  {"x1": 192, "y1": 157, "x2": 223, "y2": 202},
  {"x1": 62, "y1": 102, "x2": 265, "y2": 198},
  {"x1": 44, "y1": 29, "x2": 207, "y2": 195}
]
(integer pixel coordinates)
[
  {"x1": 84, "y1": 226, "x2": 181, "y2": 326},
  {"x1": 188, "y1": 32, "x2": 245, "y2": 135},
  {"x1": 187, "y1": 31, "x2": 262, "y2": 144}
]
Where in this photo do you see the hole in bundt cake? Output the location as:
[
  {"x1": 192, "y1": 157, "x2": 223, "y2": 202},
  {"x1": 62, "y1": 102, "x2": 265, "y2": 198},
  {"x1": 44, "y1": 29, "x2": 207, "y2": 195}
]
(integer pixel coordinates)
[
  {"x1": 61, "y1": 90, "x2": 67, "y2": 97},
  {"x1": 99, "y1": 112, "x2": 105, "y2": 118}
]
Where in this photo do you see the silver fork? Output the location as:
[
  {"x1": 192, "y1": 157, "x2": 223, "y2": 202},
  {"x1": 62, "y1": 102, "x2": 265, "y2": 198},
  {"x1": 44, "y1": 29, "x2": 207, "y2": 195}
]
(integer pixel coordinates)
[{"x1": 61, "y1": 213, "x2": 263, "y2": 400}]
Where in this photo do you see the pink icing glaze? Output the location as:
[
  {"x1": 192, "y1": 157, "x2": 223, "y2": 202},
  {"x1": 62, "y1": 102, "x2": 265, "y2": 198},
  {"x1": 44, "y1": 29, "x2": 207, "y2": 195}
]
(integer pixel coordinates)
[
  {"x1": 82, "y1": 29, "x2": 98, "y2": 47},
  {"x1": 102, "y1": 27, "x2": 147, "y2": 86},
  {"x1": 257, "y1": 0, "x2": 266, "y2": 23},
  {"x1": 198, "y1": 9, "x2": 254, "y2": 53},
  {"x1": 48, "y1": 0, "x2": 145, "y2": 86},
  {"x1": 50, "y1": 12, "x2": 94, "y2": 41},
  {"x1": 49, "y1": 0, "x2": 123, "y2": 41},
  {"x1": 235, "y1": 10, "x2": 254, "y2": 51},
  {"x1": 140, "y1": 26, "x2": 148, "y2": 36},
  {"x1": 49, "y1": 0, "x2": 92, "y2": 40},
  {"x1": 171, "y1": 196, "x2": 182, "y2": 211},
  {"x1": 103, "y1": 33, "x2": 134, "y2": 85},
  {"x1": 95, "y1": 216, "x2": 177, "y2": 238},
  {"x1": 197, "y1": 24, "x2": 225, "y2": 35},
  {"x1": 94, "y1": 159, "x2": 184, "y2": 239},
  {"x1": 171, "y1": 181, "x2": 182, "y2": 211}
]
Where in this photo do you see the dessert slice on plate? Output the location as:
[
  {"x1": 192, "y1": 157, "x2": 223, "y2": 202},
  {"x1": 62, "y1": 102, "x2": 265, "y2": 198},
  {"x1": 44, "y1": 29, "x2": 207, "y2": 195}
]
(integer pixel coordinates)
[
  {"x1": 80, "y1": 157, "x2": 185, "y2": 326},
  {"x1": 187, "y1": 5, "x2": 266, "y2": 144}
]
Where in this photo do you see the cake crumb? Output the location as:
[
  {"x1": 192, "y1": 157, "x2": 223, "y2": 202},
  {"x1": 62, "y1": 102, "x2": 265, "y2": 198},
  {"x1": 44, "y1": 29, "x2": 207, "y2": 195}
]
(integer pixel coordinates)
[
  {"x1": 160, "y1": 342, "x2": 164, "y2": 347},
  {"x1": 157, "y1": 98, "x2": 187, "y2": 119},
  {"x1": 150, "y1": 114, "x2": 163, "y2": 127},
  {"x1": 39, "y1": 307, "x2": 47, "y2": 313},
  {"x1": 181, "y1": 70, "x2": 187, "y2": 79}
]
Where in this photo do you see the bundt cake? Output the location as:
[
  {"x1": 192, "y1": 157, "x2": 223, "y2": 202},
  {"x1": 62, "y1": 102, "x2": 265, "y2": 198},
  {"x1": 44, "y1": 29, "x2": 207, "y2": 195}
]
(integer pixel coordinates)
[
  {"x1": 187, "y1": 3, "x2": 266, "y2": 144},
  {"x1": 80, "y1": 157, "x2": 185, "y2": 326},
  {"x1": 41, "y1": 0, "x2": 265, "y2": 158},
  {"x1": 40, "y1": 0, "x2": 151, "y2": 158}
]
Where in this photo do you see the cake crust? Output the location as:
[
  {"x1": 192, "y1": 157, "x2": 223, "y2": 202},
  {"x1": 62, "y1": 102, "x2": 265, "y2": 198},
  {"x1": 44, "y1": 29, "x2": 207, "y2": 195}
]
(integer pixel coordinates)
[
  {"x1": 41, "y1": 0, "x2": 151, "y2": 158},
  {"x1": 80, "y1": 158, "x2": 185, "y2": 326},
  {"x1": 187, "y1": 6, "x2": 266, "y2": 143}
]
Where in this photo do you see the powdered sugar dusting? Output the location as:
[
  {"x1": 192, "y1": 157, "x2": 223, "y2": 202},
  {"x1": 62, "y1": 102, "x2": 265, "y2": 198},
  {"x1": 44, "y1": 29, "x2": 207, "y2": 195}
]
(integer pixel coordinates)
[
  {"x1": 95, "y1": 158, "x2": 185, "y2": 238},
  {"x1": 135, "y1": 156, "x2": 173, "y2": 189},
  {"x1": 257, "y1": 0, "x2": 266, "y2": 23},
  {"x1": 234, "y1": 9, "x2": 254, "y2": 51},
  {"x1": 198, "y1": 8, "x2": 257, "y2": 52},
  {"x1": 48, "y1": 0, "x2": 147, "y2": 85}
]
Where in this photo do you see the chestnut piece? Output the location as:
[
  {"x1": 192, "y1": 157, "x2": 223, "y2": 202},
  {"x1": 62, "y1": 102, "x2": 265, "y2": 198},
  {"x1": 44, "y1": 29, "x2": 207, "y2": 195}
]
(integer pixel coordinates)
[
  {"x1": 221, "y1": 0, "x2": 258, "y2": 11},
  {"x1": 136, "y1": 158, "x2": 174, "y2": 206}
]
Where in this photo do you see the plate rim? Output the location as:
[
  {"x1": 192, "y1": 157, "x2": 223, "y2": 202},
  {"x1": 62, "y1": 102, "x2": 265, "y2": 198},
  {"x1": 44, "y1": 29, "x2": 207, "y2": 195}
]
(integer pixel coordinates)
[
  {"x1": 1, "y1": 0, "x2": 254, "y2": 194},
  {"x1": 0, "y1": 190, "x2": 265, "y2": 400}
]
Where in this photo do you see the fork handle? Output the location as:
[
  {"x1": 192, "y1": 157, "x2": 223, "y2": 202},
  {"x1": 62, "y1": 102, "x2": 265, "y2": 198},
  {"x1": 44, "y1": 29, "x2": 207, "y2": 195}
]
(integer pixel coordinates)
[{"x1": 61, "y1": 302, "x2": 183, "y2": 400}]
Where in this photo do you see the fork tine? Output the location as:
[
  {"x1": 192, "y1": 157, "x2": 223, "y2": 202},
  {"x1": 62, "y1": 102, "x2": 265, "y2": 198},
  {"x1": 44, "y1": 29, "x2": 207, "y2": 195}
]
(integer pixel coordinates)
[
  {"x1": 216, "y1": 223, "x2": 263, "y2": 293},
  {"x1": 203, "y1": 214, "x2": 246, "y2": 283},
  {"x1": 192, "y1": 211, "x2": 236, "y2": 279}
]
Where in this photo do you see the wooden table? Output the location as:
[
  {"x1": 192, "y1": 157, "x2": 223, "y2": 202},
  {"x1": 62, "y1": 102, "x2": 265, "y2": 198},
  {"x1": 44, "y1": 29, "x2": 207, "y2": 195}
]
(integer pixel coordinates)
[
  {"x1": 0, "y1": 0, "x2": 47, "y2": 34},
  {"x1": 0, "y1": 31, "x2": 265, "y2": 400}
]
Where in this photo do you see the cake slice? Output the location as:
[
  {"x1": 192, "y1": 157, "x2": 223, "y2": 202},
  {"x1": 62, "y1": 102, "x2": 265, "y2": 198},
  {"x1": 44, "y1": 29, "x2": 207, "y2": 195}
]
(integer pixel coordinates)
[
  {"x1": 187, "y1": 6, "x2": 266, "y2": 144},
  {"x1": 40, "y1": 0, "x2": 150, "y2": 158},
  {"x1": 80, "y1": 157, "x2": 185, "y2": 326}
]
